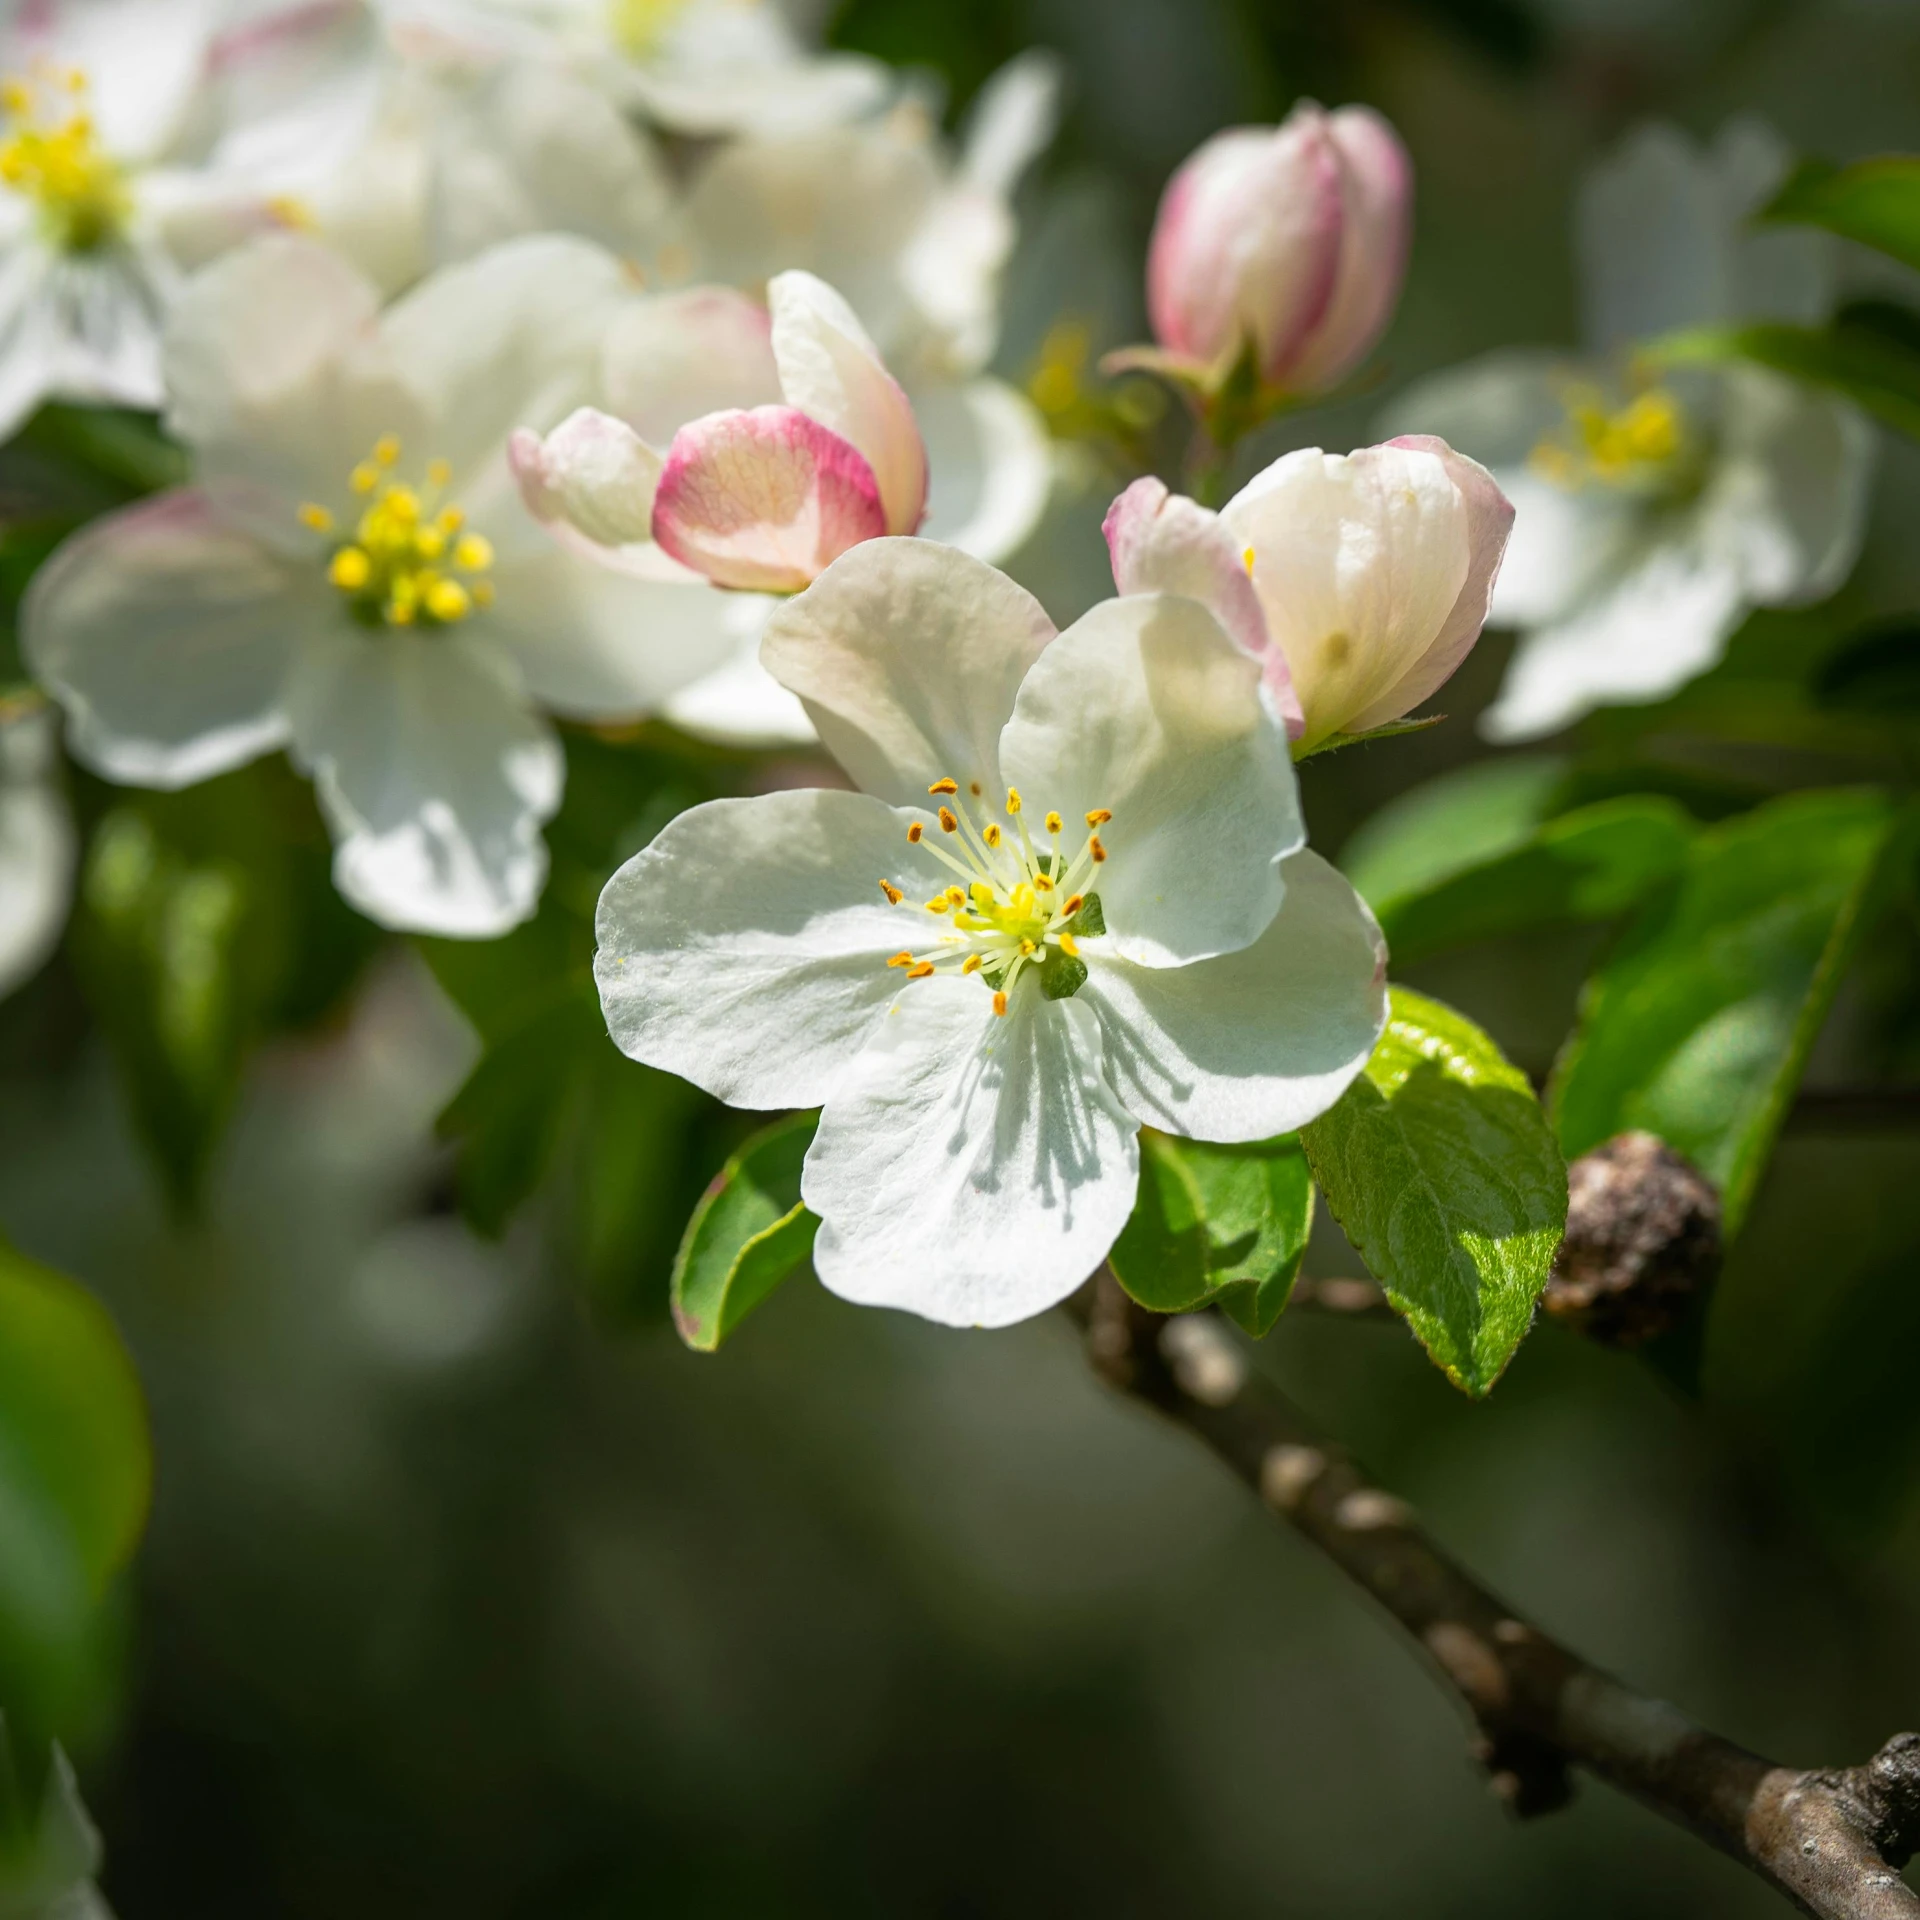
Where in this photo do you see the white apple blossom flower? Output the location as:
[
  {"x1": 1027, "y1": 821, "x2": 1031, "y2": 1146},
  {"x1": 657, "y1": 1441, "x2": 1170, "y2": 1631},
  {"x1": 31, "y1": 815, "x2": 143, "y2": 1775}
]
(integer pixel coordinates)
[
  {"x1": 0, "y1": 708, "x2": 76, "y2": 1000},
  {"x1": 23, "y1": 232, "x2": 741, "y2": 938},
  {"x1": 0, "y1": 1740, "x2": 112, "y2": 1920},
  {"x1": 372, "y1": 0, "x2": 889, "y2": 137},
  {"x1": 1103, "y1": 436, "x2": 1513, "y2": 752},
  {"x1": 594, "y1": 537, "x2": 1387, "y2": 1328},
  {"x1": 1381, "y1": 118, "x2": 1875, "y2": 742},
  {"x1": 0, "y1": 0, "x2": 383, "y2": 437}
]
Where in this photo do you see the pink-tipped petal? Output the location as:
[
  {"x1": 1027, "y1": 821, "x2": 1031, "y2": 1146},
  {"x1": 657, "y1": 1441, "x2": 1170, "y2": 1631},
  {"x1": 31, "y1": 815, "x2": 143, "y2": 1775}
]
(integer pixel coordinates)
[
  {"x1": 651, "y1": 405, "x2": 889, "y2": 593},
  {"x1": 1344, "y1": 434, "x2": 1514, "y2": 733},
  {"x1": 1287, "y1": 107, "x2": 1413, "y2": 394},
  {"x1": 768, "y1": 270, "x2": 928, "y2": 537},
  {"x1": 1146, "y1": 111, "x2": 1346, "y2": 383},
  {"x1": 1102, "y1": 476, "x2": 1303, "y2": 737}
]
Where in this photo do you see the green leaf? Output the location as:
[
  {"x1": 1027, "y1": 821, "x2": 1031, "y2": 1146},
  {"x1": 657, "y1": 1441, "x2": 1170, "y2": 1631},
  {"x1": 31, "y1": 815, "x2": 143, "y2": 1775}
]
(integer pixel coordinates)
[
  {"x1": 1343, "y1": 758, "x2": 1695, "y2": 963},
  {"x1": 1762, "y1": 154, "x2": 1920, "y2": 271},
  {"x1": 1656, "y1": 315, "x2": 1920, "y2": 441},
  {"x1": 671, "y1": 1114, "x2": 820, "y2": 1352},
  {"x1": 1108, "y1": 1132, "x2": 1314, "y2": 1333},
  {"x1": 1811, "y1": 618, "x2": 1920, "y2": 714},
  {"x1": 1551, "y1": 789, "x2": 1903, "y2": 1238},
  {"x1": 0, "y1": 1240, "x2": 149, "y2": 1765},
  {"x1": 1300, "y1": 987, "x2": 1567, "y2": 1395}
]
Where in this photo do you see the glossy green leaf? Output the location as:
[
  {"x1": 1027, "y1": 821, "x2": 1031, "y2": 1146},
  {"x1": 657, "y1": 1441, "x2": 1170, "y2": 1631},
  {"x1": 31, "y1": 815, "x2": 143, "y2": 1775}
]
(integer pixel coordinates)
[
  {"x1": 1343, "y1": 758, "x2": 1695, "y2": 963},
  {"x1": 1552, "y1": 789, "x2": 1902, "y2": 1237},
  {"x1": 1108, "y1": 1133, "x2": 1314, "y2": 1331},
  {"x1": 671, "y1": 1113, "x2": 820, "y2": 1352},
  {"x1": 0, "y1": 1239, "x2": 149, "y2": 1763},
  {"x1": 1657, "y1": 315, "x2": 1920, "y2": 442},
  {"x1": 1762, "y1": 155, "x2": 1920, "y2": 271},
  {"x1": 1301, "y1": 987, "x2": 1567, "y2": 1395}
]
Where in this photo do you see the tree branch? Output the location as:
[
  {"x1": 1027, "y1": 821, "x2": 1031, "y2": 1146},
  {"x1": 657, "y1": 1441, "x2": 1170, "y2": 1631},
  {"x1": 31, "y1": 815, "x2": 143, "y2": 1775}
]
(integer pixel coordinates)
[{"x1": 1072, "y1": 1274, "x2": 1920, "y2": 1918}]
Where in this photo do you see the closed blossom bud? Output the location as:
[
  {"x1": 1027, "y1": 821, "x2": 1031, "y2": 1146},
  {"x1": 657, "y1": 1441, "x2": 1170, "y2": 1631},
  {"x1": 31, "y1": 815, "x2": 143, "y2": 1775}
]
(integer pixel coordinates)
[{"x1": 1146, "y1": 101, "x2": 1412, "y2": 394}]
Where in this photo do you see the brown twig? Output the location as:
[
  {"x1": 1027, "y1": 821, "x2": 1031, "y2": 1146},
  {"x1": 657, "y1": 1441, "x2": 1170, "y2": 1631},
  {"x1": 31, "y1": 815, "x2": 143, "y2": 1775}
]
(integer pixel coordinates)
[{"x1": 1072, "y1": 1273, "x2": 1920, "y2": 1918}]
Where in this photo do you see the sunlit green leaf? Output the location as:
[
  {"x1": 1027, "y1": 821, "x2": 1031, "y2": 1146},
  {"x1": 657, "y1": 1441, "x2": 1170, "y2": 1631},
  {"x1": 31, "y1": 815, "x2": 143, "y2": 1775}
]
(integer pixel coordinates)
[
  {"x1": 1656, "y1": 314, "x2": 1920, "y2": 441},
  {"x1": 0, "y1": 1239, "x2": 148, "y2": 1767},
  {"x1": 1762, "y1": 154, "x2": 1920, "y2": 271},
  {"x1": 671, "y1": 1113, "x2": 820, "y2": 1352},
  {"x1": 1301, "y1": 987, "x2": 1567, "y2": 1395},
  {"x1": 1552, "y1": 789, "x2": 1903, "y2": 1237},
  {"x1": 1343, "y1": 758, "x2": 1695, "y2": 963}
]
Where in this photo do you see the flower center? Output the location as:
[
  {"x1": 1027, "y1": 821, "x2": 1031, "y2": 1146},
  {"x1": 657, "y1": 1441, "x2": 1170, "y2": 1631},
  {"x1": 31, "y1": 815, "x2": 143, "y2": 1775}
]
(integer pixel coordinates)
[
  {"x1": 0, "y1": 67, "x2": 130, "y2": 253},
  {"x1": 878, "y1": 779, "x2": 1111, "y2": 1016},
  {"x1": 301, "y1": 436, "x2": 495, "y2": 630},
  {"x1": 605, "y1": 0, "x2": 696, "y2": 58},
  {"x1": 1528, "y1": 379, "x2": 1692, "y2": 496}
]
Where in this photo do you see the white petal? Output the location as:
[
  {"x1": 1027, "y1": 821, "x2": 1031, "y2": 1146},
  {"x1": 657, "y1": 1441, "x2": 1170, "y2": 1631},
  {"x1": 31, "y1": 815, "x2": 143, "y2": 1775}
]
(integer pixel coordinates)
[
  {"x1": 660, "y1": 599, "x2": 818, "y2": 747},
  {"x1": 999, "y1": 593, "x2": 1303, "y2": 968},
  {"x1": 1375, "y1": 349, "x2": 1573, "y2": 473},
  {"x1": 601, "y1": 285, "x2": 779, "y2": 448},
  {"x1": 286, "y1": 627, "x2": 562, "y2": 937},
  {"x1": 1487, "y1": 469, "x2": 1639, "y2": 630},
  {"x1": 1222, "y1": 443, "x2": 1469, "y2": 750},
  {"x1": 0, "y1": 242, "x2": 170, "y2": 435},
  {"x1": 759, "y1": 537, "x2": 1055, "y2": 805},
  {"x1": 1084, "y1": 849, "x2": 1386, "y2": 1141},
  {"x1": 1711, "y1": 118, "x2": 1831, "y2": 327},
  {"x1": 1481, "y1": 533, "x2": 1746, "y2": 742},
  {"x1": 1706, "y1": 366, "x2": 1874, "y2": 605},
  {"x1": 481, "y1": 547, "x2": 744, "y2": 720},
  {"x1": 593, "y1": 787, "x2": 953, "y2": 1108},
  {"x1": 769, "y1": 269, "x2": 927, "y2": 536},
  {"x1": 509, "y1": 408, "x2": 664, "y2": 550},
  {"x1": 913, "y1": 377, "x2": 1053, "y2": 564},
  {"x1": 804, "y1": 978, "x2": 1139, "y2": 1329},
  {"x1": 28, "y1": 0, "x2": 217, "y2": 159},
  {"x1": 23, "y1": 489, "x2": 307, "y2": 787},
  {"x1": 958, "y1": 50, "x2": 1061, "y2": 199},
  {"x1": 0, "y1": 714, "x2": 77, "y2": 1000}
]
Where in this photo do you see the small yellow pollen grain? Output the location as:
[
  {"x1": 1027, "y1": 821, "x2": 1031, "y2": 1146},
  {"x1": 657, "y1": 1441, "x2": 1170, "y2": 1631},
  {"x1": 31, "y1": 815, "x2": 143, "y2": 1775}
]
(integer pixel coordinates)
[
  {"x1": 1062, "y1": 893, "x2": 1084, "y2": 917},
  {"x1": 1045, "y1": 811, "x2": 1062, "y2": 835},
  {"x1": 937, "y1": 807, "x2": 959, "y2": 834},
  {"x1": 879, "y1": 880, "x2": 903, "y2": 905},
  {"x1": 1005, "y1": 788, "x2": 1022, "y2": 815},
  {"x1": 928, "y1": 777, "x2": 959, "y2": 796},
  {"x1": 298, "y1": 502, "x2": 334, "y2": 533},
  {"x1": 961, "y1": 955, "x2": 983, "y2": 974},
  {"x1": 454, "y1": 533, "x2": 493, "y2": 571},
  {"x1": 1057, "y1": 929, "x2": 1080, "y2": 958},
  {"x1": 1085, "y1": 808, "x2": 1112, "y2": 827},
  {"x1": 982, "y1": 822, "x2": 1002, "y2": 848},
  {"x1": 373, "y1": 434, "x2": 400, "y2": 467},
  {"x1": 350, "y1": 463, "x2": 379, "y2": 494},
  {"x1": 907, "y1": 962, "x2": 935, "y2": 980},
  {"x1": 1090, "y1": 835, "x2": 1108, "y2": 863},
  {"x1": 906, "y1": 822, "x2": 924, "y2": 843},
  {"x1": 328, "y1": 546, "x2": 371, "y2": 590},
  {"x1": 886, "y1": 951, "x2": 913, "y2": 968},
  {"x1": 992, "y1": 991, "x2": 1009, "y2": 1017}
]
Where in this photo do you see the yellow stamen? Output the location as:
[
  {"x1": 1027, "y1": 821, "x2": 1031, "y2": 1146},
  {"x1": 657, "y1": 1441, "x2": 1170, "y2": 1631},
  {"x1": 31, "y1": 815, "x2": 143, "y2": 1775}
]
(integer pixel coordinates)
[
  {"x1": 426, "y1": 457, "x2": 451, "y2": 489},
  {"x1": 886, "y1": 952, "x2": 913, "y2": 968},
  {"x1": 328, "y1": 547, "x2": 371, "y2": 590},
  {"x1": 453, "y1": 533, "x2": 492, "y2": 571},
  {"x1": 1057, "y1": 929, "x2": 1080, "y2": 958},
  {"x1": 1005, "y1": 788, "x2": 1022, "y2": 814},
  {"x1": 1085, "y1": 809, "x2": 1112, "y2": 827},
  {"x1": 983, "y1": 823, "x2": 1002, "y2": 848},
  {"x1": 961, "y1": 955, "x2": 983, "y2": 974},
  {"x1": 1062, "y1": 894, "x2": 1084, "y2": 917},
  {"x1": 992, "y1": 991, "x2": 1008, "y2": 1016},
  {"x1": 350, "y1": 463, "x2": 379, "y2": 494},
  {"x1": 373, "y1": 434, "x2": 400, "y2": 467},
  {"x1": 907, "y1": 822, "x2": 924, "y2": 843},
  {"x1": 1090, "y1": 835, "x2": 1107, "y2": 863},
  {"x1": 1242, "y1": 546, "x2": 1256, "y2": 576},
  {"x1": 928, "y1": 777, "x2": 959, "y2": 796},
  {"x1": 937, "y1": 807, "x2": 959, "y2": 833},
  {"x1": 879, "y1": 880, "x2": 903, "y2": 905},
  {"x1": 1045, "y1": 812, "x2": 1062, "y2": 835},
  {"x1": 925, "y1": 897, "x2": 951, "y2": 914},
  {"x1": 425, "y1": 577, "x2": 471, "y2": 622},
  {"x1": 298, "y1": 503, "x2": 334, "y2": 533},
  {"x1": 907, "y1": 962, "x2": 935, "y2": 980}
]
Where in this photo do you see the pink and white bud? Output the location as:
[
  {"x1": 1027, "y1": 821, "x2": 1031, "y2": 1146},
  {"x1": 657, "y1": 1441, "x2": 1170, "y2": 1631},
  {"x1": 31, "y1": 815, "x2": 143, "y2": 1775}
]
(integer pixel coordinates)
[
  {"x1": 1146, "y1": 102, "x2": 1412, "y2": 393},
  {"x1": 510, "y1": 410, "x2": 663, "y2": 551},
  {"x1": 1104, "y1": 438, "x2": 1512, "y2": 752}
]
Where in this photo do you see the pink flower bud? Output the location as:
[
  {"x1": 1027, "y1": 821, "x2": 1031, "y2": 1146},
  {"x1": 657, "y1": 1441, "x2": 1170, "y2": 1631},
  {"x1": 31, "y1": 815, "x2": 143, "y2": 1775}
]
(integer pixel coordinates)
[{"x1": 1146, "y1": 102, "x2": 1412, "y2": 393}]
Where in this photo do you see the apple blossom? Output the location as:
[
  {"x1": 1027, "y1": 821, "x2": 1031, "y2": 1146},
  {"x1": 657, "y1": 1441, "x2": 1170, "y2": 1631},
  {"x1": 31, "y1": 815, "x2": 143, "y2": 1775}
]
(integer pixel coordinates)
[
  {"x1": 23, "y1": 233, "x2": 743, "y2": 939},
  {"x1": 1103, "y1": 437, "x2": 1513, "y2": 752},
  {"x1": 0, "y1": 0, "x2": 384, "y2": 437},
  {"x1": 0, "y1": 708, "x2": 76, "y2": 1001},
  {"x1": 1142, "y1": 100, "x2": 1411, "y2": 395},
  {"x1": 1380, "y1": 118, "x2": 1874, "y2": 741},
  {"x1": 593, "y1": 538, "x2": 1387, "y2": 1329}
]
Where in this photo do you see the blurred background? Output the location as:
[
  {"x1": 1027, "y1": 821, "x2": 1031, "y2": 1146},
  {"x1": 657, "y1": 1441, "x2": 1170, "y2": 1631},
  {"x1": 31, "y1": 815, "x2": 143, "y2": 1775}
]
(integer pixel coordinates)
[{"x1": 5, "y1": 0, "x2": 1920, "y2": 1911}]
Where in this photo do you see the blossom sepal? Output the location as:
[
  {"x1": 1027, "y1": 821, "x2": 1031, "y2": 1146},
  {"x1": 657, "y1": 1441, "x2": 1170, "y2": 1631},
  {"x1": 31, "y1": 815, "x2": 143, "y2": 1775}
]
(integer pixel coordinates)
[{"x1": 1293, "y1": 713, "x2": 1446, "y2": 761}]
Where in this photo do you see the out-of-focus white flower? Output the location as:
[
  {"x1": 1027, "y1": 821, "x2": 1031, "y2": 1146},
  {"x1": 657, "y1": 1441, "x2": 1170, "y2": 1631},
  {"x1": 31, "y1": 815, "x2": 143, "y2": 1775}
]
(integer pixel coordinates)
[
  {"x1": 1382, "y1": 118, "x2": 1875, "y2": 742},
  {"x1": 0, "y1": 0, "x2": 385, "y2": 436},
  {"x1": 0, "y1": 708, "x2": 75, "y2": 1000},
  {"x1": 594, "y1": 537, "x2": 1386, "y2": 1328},
  {"x1": 1135, "y1": 100, "x2": 1411, "y2": 396},
  {"x1": 372, "y1": 0, "x2": 889, "y2": 137},
  {"x1": 512, "y1": 269, "x2": 927, "y2": 591},
  {"x1": 23, "y1": 233, "x2": 740, "y2": 938},
  {"x1": 0, "y1": 1739, "x2": 113, "y2": 1920},
  {"x1": 1104, "y1": 438, "x2": 1513, "y2": 752}
]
